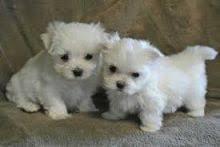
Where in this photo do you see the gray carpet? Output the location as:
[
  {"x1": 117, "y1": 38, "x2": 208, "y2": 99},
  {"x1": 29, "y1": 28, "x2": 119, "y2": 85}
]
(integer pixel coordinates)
[{"x1": 0, "y1": 98, "x2": 219, "y2": 147}]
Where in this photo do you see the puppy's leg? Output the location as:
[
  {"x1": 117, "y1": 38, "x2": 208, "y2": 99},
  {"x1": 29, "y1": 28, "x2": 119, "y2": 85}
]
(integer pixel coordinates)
[
  {"x1": 185, "y1": 86, "x2": 206, "y2": 117},
  {"x1": 185, "y1": 97, "x2": 205, "y2": 117},
  {"x1": 102, "y1": 107, "x2": 126, "y2": 120},
  {"x1": 17, "y1": 100, "x2": 40, "y2": 113},
  {"x1": 7, "y1": 86, "x2": 40, "y2": 112},
  {"x1": 46, "y1": 100, "x2": 70, "y2": 120},
  {"x1": 42, "y1": 98, "x2": 70, "y2": 120},
  {"x1": 47, "y1": 106, "x2": 70, "y2": 120},
  {"x1": 139, "y1": 111, "x2": 163, "y2": 132},
  {"x1": 78, "y1": 98, "x2": 97, "y2": 112},
  {"x1": 138, "y1": 89, "x2": 165, "y2": 132},
  {"x1": 40, "y1": 89, "x2": 70, "y2": 120}
]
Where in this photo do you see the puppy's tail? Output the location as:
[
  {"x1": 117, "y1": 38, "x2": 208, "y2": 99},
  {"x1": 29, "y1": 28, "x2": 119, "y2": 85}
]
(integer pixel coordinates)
[{"x1": 184, "y1": 45, "x2": 218, "y2": 61}]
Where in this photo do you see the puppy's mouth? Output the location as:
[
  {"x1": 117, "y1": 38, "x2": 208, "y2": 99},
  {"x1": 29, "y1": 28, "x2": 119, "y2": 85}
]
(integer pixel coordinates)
[
  {"x1": 118, "y1": 88, "x2": 136, "y2": 95},
  {"x1": 75, "y1": 72, "x2": 95, "y2": 80},
  {"x1": 117, "y1": 89, "x2": 124, "y2": 92},
  {"x1": 72, "y1": 69, "x2": 93, "y2": 80}
]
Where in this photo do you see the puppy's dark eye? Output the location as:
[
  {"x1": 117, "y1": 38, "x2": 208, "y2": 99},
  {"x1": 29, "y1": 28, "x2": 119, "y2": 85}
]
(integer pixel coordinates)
[
  {"x1": 109, "y1": 65, "x2": 117, "y2": 73},
  {"x1": 61, "y1": 53, "x2": 69, "y2": 62},
  {"x1": 85, "y1": 54, "x2": 93, "y2": 60},
  {"x1": 131, "y1": 72, "x2": 139, "y2": 78}
]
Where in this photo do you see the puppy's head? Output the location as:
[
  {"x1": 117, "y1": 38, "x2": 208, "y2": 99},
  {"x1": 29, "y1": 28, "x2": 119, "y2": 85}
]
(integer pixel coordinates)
[
  {"x1": 102, "y1": 34, "x2": 163, "y2": 95},
  {"x1": 41, "y1": 21, "x2": 106, "y2": 80}
]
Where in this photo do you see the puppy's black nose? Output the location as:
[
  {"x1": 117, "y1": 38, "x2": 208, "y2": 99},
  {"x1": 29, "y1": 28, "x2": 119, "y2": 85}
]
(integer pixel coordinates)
[
  {"x1": 116, "y1": 81, "x2": 125, "y2": 90},
  {"x1": 73, "y1": 68, "x2": 83, "y2": 77}
]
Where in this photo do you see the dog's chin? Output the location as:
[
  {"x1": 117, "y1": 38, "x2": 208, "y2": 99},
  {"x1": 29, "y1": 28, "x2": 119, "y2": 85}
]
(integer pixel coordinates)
[
  {"x1": 79, "y1": 72, "x2": 95, "y2": 80},
  {"x1": 59, "y1": 70, "x2": 94, "y2": 80},
  {"x1": 121, "y1": 89, "x2": 136, "y2": 95},
  {"x1": 107, "y1": 87, "x2": 137, "y2": 96},
  {"x1": 61, "y1": 75, "x2": 75, "y2": 80}
]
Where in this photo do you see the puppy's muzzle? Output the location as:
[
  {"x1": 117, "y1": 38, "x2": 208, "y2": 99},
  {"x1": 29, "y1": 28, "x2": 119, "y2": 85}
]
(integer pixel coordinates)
[
  {"x1": 116, "y1": 81, "x2": 126, "y2": 90},
  {"x1": 72, "y1": 68, "x2": 83, "y2": 77}
]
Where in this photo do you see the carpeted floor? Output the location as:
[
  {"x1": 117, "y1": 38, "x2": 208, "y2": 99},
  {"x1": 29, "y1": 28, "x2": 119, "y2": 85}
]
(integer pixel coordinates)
[{"x1": 0, "y1": 97, "x2": 219, "y2": 147}]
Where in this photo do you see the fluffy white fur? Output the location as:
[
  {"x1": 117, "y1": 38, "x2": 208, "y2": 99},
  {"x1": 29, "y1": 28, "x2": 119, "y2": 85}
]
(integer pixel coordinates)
[
  {"x1": 101, "y1": 34, "x2": 218, "y2": 132},
  {"x1": 6, "y1": 21, "x2": 107, "y2": 120}
]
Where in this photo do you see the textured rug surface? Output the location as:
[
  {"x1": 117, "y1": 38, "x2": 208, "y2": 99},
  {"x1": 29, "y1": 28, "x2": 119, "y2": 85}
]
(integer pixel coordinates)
[{"x1": 0, "y1": 98, "x2": 219, "y2": 147}]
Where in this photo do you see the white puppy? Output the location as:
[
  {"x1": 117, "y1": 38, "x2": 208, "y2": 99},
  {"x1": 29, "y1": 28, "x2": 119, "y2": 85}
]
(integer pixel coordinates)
[
  {"x1": 101, "y1": 34, "x2": 218, "y2": 132},
  {"x1": 6, "y1": 21, "x2": 107, "y2": 120}
]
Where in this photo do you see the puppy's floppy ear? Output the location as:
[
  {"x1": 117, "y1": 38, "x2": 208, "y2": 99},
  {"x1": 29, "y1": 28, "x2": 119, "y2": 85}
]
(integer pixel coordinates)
[
  {"x1": 102, "y1": 32, "x2": 120, "y2": 53},
  {"x1": 146, "y1": 50, "x2": 162, "y2": 60},
  {"x1": 40, "y1": 32, "x2": 56, "y2": 55},
  {"x1": 40, "y1": 33, "x2": 51, "y2": 50},
  {"x1": 139, "y1": 40, "x2": 164, "y2": 61},
  {"x1": 144, "y1": 46, "x2": 164, "y2": 61},
  {"x1": 40, "y1": 21, "x2": 65, "y2": 54},
  {"x1": 90, "y1": 22, "x2": 105, "y2": 32}
]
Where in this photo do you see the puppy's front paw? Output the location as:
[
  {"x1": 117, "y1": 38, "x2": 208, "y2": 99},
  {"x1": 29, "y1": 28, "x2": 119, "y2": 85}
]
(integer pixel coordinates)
[
  {"x1": 187, "y1": 109, "x2": 204, "y2": 117},
  {"x1": 163, "y1": 106, "x2": 177, "y2": 114},
  {"x1": 78, "y1": 100, "x2": 98, "y2": 112},
  {"x1": 18, "y1": 102, "x2": 40, "y2": 113},
  {"x1": 101, "y1": 112, "x2": 121, "y2": 120},
  {"x1": 140, "y1": 124, "x2": 160, "y2": 132},
  {"x1": 47, "y1": 111, "x2": 71, "y2": 120}
]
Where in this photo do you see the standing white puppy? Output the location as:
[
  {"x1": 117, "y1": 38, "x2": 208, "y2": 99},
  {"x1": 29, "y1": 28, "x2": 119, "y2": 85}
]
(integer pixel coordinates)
[
  {"x1": 101, "y1": 34, "x2": 218, "y2": 132},
  {"x1": 6, "y1": 22, "x2": 107, "y2": 120}
]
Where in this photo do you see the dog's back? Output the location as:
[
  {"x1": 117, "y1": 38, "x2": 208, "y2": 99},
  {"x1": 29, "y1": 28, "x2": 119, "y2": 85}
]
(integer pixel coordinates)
[
  {"x1": 157, "y1": 46, "x2": 217, "y2": 115},
  {"x1": 168, "y1": 46, "x2": 217, "y2": 72}
]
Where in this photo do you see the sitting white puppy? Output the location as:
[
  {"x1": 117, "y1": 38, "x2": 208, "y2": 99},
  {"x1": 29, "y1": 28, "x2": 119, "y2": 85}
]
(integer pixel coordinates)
[
  {"x1": 101, "y1": 34, "x2": 218, "y2": 132},
  {"x1": 6, "y1": 21, "x2": 107, "y2": 120}
]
